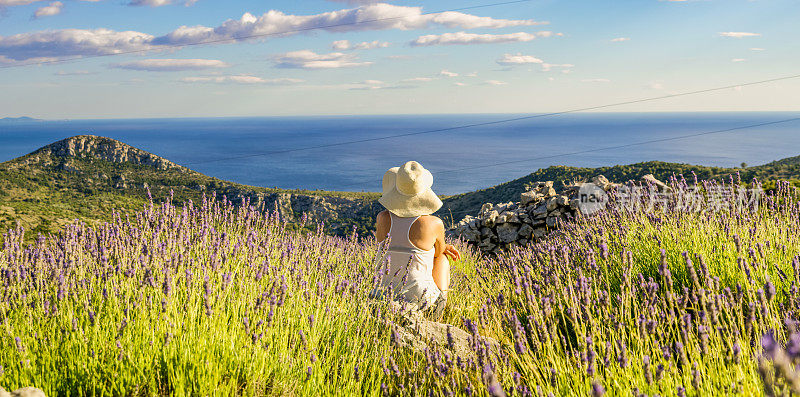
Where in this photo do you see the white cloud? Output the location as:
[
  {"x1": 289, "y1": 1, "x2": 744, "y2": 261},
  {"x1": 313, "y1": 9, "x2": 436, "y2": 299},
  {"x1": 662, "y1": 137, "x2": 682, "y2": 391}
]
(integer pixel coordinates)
[
  {"x1": 156, "y1": 5, "x2": 544, "y2": 46},
  {"x1": 611, "y1": 37, "x2": 629, "y2": 42},
  {"x1": 440, "y1": 69, "x2": 458, "y2": 77},
  {"x1": 181, "y1": 75, "x2": 304, "y2": 84},
  {"x1": 331, "y1": 39, "x2": 388, "y2": 50},
  {"x1": 454, "y1": 82, "x2": 466, "y2": 86},
  {"x1": 496, "y1": 53, "x2": 543, "y2": 66},
  {"x1": 332, "y1": 40, "x2": 350, "y2": 50},
  {"x1": 32, "y1": 1, "x2": 62, "y2": 18},
  {"x1": 273, "y1": 50, "x2": 371, "y2": 69},
  {"x1": 718, "y1": 32, "x2": 761, "y2": 38},
  {"x1": 55, "y1": 70, "x2": 93, "y2": 75},
  {"x1": 0, "y1": 4, "x2": 542, "y2": 62},
  {"x1": 465, "y1": 71, "x2": 477, "y2": 77},
  {"x1": 402, "y1": 77, "x2": 435, "y2": 82},
  {"x1": 581, "y1": 78, "x2": 611, "y2": 83},
  {"x1": 485, "y1": 80, "x2": 507, "y2": 85},
  {"x1": 353, "y1": 40, "x2": 389, "y2": 50},
  {"x1": 731, "y1": 58, "x2": 747, "y2": 62},
  {"x1": 411, "y1": 31, "x2": 555, "y2": 47},
  {"x1": 357, "y1": 79, "x2": 383, "y2": 85},
  {"x1": 0, "y1": 29, "x2": 156, "y2": 63},
  {"x1": 111, "y1": 58, "x2": 229, "y2": 71},
  {"x1": 326, "y1": 0, "x2": 379, "y2": 4},
  {"x1": 541, "y1": 63, "x2": 573, "y2": 72},
  {"x1": 750, "y1": 47, "x2": 765, "y2": 51},
  {"x1": 128, "y1": 0, "x2": 170, "y2": 6},
  {"x1": 0, "y1": 0, "x2": 39, "y2": 6}
]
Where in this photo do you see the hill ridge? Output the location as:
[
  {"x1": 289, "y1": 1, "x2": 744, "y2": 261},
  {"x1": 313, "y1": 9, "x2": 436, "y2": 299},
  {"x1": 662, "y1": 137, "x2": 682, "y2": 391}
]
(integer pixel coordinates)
[{"x1": 30, "y1": 135, "x2": 184, "y2": 171}]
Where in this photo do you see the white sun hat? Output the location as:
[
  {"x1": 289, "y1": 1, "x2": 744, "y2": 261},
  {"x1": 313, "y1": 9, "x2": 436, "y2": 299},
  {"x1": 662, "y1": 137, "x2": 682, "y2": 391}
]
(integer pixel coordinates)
[{"x1": 378, "y1": 161, "x2": 443, "y2": 217}]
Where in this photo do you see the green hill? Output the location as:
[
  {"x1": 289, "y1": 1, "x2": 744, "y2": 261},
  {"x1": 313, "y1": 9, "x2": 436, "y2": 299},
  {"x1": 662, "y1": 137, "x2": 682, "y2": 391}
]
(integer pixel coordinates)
[
  {"x1": 434, "y1": 160, "x2": 800, "y2": 226},
  {"x1": 0, "y1": 135, "x2": 384, "y2": 239},
  {"x1": 1, "y1": 134, "x2": 798, "y2": 238}
]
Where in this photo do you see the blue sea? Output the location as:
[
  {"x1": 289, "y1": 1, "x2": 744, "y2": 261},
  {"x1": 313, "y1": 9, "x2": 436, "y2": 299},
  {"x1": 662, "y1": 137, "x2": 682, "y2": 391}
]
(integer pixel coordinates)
[{"x1": 1, "y1": 112, "x2": 798, "y2": 195}]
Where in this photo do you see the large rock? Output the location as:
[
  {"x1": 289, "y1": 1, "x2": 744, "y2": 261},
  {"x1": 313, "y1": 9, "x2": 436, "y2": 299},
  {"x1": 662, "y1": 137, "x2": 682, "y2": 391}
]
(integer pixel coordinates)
[
  {"x1": 642, "y1": 174, "x2": 672, "y2": 192},
  {"x1": 384, "y1": 301, "x2": 500, "y2": 361},
  {"x1": 517, "y1": 224, "x2": 534, "y2": 238},
  {"x1": 520, "y1": 190, "x2": 542, "y2": 206},
  {"x1": 483, "y1": 210, "x2": 499, "y2": 227},
  {"x1": 496, "y1": 223, "x2": 520, "y2": 243},
  {"x1": 460, "y1": 227, "x2": 480, "y2": 242},
  {"x1": 531, "y1": 203, "x2": 548, "y2": 217},
  {"x1": 0, "y1": 387, "x2": 46, "y2": 397}
]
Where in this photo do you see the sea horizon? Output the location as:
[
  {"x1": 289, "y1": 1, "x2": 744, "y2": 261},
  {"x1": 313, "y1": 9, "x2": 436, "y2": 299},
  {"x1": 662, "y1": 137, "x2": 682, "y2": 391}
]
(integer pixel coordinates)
[{"x1": 2, "y1": 111, "x2": 799, "y2": 195}]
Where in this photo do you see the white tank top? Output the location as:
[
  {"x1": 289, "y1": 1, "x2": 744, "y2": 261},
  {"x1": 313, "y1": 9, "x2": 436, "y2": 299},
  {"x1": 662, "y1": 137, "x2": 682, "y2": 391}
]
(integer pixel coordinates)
[{"x1": 377, "y1": 212, "x2": 441, "y2": 308}]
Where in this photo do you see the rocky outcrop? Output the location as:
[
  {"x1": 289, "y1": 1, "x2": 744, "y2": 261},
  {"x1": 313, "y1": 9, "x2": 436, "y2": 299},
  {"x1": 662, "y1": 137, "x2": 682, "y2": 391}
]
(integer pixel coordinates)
[
  {"x1": 34, "y1": 135, "x2": 183, "y2": 171},
  {"x1": 381, "y1": 301, "x2": 500, "y2": 362},
  {"x1": 221, "y1": 189, "x2": 384, "y2": 235},
  {"x1": 449, "y1": 175, "x2": 666, "y2": 255},
  {"x1": 0, "y1": 386, "x2": 46, "y2": 397}
]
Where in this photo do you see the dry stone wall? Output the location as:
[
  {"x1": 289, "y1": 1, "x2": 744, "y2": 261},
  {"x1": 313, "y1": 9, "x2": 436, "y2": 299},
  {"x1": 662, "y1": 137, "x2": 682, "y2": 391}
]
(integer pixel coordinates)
[{"x1": 448, "y1": 175, "x2": 668, "y2": 256}]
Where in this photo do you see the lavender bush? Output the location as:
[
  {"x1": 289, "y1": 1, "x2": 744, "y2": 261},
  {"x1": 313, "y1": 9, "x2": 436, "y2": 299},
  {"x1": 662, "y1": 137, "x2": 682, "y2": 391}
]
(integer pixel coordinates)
[{"x1": 1, "y1": 179, "x2": 798, "y2": 396}]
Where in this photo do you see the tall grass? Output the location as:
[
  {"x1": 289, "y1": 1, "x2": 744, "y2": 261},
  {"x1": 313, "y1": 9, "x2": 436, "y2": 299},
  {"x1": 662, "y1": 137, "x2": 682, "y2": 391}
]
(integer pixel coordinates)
[{"x1": 1, "y1": 181, "x2": 799, "y2": 396}]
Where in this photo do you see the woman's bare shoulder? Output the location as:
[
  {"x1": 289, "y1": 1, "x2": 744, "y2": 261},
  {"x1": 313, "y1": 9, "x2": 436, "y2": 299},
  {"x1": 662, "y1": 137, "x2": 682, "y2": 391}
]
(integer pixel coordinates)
[{"x1": 419, "y1": 214, "x2": 444, "y2": 228}]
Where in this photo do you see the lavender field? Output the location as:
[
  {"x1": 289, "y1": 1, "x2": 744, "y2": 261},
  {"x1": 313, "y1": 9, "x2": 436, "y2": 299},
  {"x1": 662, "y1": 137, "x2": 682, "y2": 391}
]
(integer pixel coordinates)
[{"x1": 1, "y1": 180, "x2": 800, "y2": 396}]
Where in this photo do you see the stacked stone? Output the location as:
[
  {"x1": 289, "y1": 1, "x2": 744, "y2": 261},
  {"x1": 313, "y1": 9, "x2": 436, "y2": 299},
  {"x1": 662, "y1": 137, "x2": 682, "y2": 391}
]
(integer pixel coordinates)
[
  {"x1": 450, "y1": 181, "x2": 582, "y2": 255},
  {"x1": 449, "y1": 174, "x2": 672, "y2": 255}
]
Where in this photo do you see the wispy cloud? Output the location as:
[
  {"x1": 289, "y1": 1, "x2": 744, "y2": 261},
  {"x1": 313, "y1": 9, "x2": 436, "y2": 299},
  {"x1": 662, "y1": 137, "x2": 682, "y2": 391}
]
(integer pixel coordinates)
[
  {"x1": 411, "y1": 31, "x2": 556, "y2": 47},
  {"x1": 750, "y1": 47, "x2": 765, "y2": 51},
  {"x1": 541, "y1": 63, "x2": 573, "y2": 72},
  {"x1": 718, "y1": 32, "x2": 761, "y2": 38},
  {"x1": 128, "y1": 0, "x2": 171, "y2": 6},
  {"x1": 273, "y1": 50, "x2": 372, "y2": 69},
  {"x1": 581, "y1": 78, "x2": 610, "y2": 83},
  {"x1": 496, "y1": 53, "x2": 543, "y2": 66},
  {"x1": 32, "y1": 1, "x2": 62, "y2": 19},
  {"x1": 0, "y1": 4, "x2": 542, "y2": 62},
  {"x1": 180, "y1": 75, "x2": 304, "y2": 84},
  {"x1": 111, "y1": 58, "x2": 230, "y2": 71},
  {"x1": 610, "y1": 37, "x2": 629, "y2": 42},
  {"x1": 54, "y1": 70, "x2": 94, "y2": 76},
  {"x1": 485, "y1": 80, "x2": 507, "y2": 85},
  {"x1": 440, "y1": 69, "x2": 458, "y2": 77},
  {"x1": 731, "y1": 58, "x2": 747, "y2": 62},
  {"x1": 0, "y1": 0, "x2": 40, "y2": 6},
  {"x1": 326, "y1": 0, "x2": 380, "y2": 4},
  {"x1": 402, "y1": 77, "x2": 436, "y2": 82},
  {"x1": 331, "y1": 39, "x2": 389, "y2": 51}
]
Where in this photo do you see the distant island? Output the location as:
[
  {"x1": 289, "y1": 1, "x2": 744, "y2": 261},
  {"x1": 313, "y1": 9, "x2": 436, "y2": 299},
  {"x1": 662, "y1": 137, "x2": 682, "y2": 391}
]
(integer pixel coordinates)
[{"x1": 0, "y1": 116, "x2": 41, "y2": 122}]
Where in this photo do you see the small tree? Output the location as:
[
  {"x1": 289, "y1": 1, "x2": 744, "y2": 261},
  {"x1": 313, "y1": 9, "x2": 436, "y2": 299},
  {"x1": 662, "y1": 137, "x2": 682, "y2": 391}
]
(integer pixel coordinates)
[{"x1": 740, "y1": 162, "x2": 748, "y2": 169}]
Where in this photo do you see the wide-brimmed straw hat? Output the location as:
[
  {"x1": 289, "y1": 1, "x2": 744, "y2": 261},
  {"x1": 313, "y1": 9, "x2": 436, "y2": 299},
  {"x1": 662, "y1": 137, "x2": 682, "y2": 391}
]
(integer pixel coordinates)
[{"x1": 378, "y1": 161, "x2": 443, "y2": 217}]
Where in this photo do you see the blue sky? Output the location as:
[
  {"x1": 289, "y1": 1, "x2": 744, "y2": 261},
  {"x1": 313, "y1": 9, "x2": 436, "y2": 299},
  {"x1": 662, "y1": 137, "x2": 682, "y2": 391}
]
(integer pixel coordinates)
[{"x1": 0, "y1": 0, "x2": 798, "y2": 118}]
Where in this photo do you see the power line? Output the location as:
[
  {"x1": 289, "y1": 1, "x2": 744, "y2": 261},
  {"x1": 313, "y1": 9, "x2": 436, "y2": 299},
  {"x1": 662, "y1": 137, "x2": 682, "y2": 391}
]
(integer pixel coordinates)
[
  {"x1": 0, "y1": 0, "x2": 534, "y2": 70},
  {"x1": 183, "y1": 72, "x2": 800, "y2": 166},
  {"x1": 433, "y1": 116, "x2": 800, "y2": 219}
]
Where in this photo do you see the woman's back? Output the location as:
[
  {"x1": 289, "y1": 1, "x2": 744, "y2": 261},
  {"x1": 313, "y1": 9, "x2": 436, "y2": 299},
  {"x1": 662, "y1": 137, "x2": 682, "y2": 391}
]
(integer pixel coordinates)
[{"x1": 376, "y1": 211, "x2": 441, "y2": 308}]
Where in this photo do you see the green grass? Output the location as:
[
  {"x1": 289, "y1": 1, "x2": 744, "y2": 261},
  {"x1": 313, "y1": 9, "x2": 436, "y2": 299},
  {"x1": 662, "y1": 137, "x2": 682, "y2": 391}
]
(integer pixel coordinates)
[{"x1": 2, "y1": 181, "x2": 800, "y2": 395}]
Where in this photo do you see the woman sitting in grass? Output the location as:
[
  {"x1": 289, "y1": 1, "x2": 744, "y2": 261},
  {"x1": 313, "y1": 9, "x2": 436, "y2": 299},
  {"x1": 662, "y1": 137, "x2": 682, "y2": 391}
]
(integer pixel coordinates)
[{"x1": 372, "y1": 160, "x2": 461, "y2": 321}]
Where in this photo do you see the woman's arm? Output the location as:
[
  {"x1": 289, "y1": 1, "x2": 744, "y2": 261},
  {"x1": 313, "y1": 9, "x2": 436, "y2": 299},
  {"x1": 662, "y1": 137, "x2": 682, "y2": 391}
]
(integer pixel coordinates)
[
  {"x1": 432, "y1": 217, "x2": 460, "y2": 291},
  {"x1": 375, "y1": 210, "x2": 390, "y2": 243}
]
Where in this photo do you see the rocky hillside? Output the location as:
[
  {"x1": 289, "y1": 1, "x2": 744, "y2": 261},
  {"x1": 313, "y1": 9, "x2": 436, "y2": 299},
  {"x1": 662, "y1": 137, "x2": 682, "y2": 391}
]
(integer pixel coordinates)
[
  {"x1": 435, "y1": 160, "x2": 800, "y2": 226},
  {"x1": 2, "y1": 135, "x2": 798, "y2": 241},
  {"x1": 0, "y1": 135, "x2": 384, "y2": 239}
]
